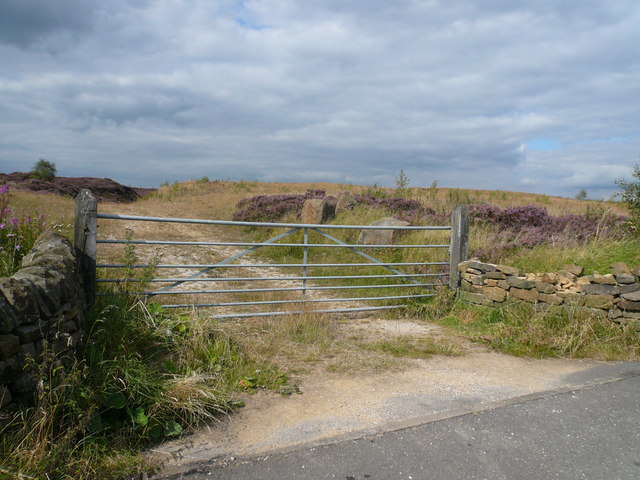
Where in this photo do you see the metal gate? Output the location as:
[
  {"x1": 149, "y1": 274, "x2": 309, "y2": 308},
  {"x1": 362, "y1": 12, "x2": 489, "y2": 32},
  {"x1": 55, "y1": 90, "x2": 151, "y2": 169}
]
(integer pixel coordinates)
[{"x1": 74, "y1": 190, "x2": 469, "y2": 319}]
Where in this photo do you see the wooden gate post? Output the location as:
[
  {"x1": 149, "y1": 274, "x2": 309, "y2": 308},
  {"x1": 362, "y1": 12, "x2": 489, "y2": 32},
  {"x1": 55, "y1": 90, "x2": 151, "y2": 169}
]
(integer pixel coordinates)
[
  {"x1": 74, "y1": 189, "x2": 97, "y2": 307},
  {"x1": 449, "y1": 205, "x2": 469, "y2": 290}
]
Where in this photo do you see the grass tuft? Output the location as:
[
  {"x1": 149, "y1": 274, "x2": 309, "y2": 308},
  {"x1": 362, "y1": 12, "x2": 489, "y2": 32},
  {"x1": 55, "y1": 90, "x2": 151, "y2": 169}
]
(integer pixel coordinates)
[
  {"x1": 361, "y1": 335, "x2": 461, "y2": 359},
  {"x1": 428, "y1": 293, "x2": 640, "y2": 360},
  {"x1": 0, "y1": 294, "x2": 289, "y2": 479}
]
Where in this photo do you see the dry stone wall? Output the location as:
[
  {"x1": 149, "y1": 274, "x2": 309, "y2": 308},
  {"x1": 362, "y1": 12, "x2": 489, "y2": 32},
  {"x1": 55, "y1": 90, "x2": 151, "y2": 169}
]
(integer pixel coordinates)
[
  {"x1": 0, "y1": 232, "x2": 86, "y2": 411},
  {"x1": 458, "y1": 259, "x2": 640, "y2": 329}
]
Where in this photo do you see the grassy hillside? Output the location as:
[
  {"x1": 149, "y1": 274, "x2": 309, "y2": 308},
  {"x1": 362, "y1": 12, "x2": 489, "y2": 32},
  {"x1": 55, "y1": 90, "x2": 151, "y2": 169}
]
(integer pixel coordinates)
[
  {"x1": 6, "y1": 176, "x2": 624, "y2": 227},
  {"x1": 102, "y1": 178, "x2": 626, "y2": 218},
  {"x1": 5, "y1": 177, "x2": 633, "y2": 275}
]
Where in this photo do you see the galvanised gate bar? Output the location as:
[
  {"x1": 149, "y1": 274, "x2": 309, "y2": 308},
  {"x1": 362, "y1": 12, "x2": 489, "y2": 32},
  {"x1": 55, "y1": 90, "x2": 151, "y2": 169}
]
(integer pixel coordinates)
[{"x1": 75, "y1": 190, "x2": 469, "y2": 319}]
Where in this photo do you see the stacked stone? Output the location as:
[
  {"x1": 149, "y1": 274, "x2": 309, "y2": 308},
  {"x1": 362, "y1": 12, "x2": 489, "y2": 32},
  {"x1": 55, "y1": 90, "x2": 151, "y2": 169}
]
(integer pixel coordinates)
[
  {"x1": 458, "y1": 259, "x2": 640, "y2": 330},
  {"x1": 0, "y1": 232, "x2": 86, "y2": 411}
]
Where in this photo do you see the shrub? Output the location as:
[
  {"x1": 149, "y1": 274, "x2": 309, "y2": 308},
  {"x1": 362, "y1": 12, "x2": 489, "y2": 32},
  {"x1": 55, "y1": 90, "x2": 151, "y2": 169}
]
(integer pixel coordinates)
[
  {"x1": 616, "y1": 163, "x2": 640, "y2": 232},
  {"x1": 0, "y1": 184, "x2": 48, "y2": 276},
  {"x1": 468, "y1": 203, "x2": 627, "y2": 263},
  {"x1": 232, "y1": 189, "x2": 328, "y2": 222},
  {"x1": 30, "y1": 158, "x2": 57, "y2": 181},
  {"x1": 395, "y1": 169, "x2": 410, "y2": 195},
  {"x1": 575, "y1": 188, "x2": 588, "y2": 200},
  {"x1": 232, "y1": 190, "x2": 437, "y2": 224}
]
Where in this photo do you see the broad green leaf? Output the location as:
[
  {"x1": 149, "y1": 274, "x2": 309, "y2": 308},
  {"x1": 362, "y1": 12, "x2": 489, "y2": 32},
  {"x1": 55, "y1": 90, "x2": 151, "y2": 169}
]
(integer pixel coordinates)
[
  {"x1": 130, "y1": 406, "x2": 149, "y2": 426},
  {"x1": 164, "y1": 421, "x2": 183, "y2": 437}
]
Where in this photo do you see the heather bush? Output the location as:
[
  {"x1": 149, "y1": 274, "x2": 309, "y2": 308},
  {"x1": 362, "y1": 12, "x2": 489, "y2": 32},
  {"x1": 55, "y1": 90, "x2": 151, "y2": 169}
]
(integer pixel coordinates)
[
  {"x1": 233, "y1": 189, "x2": 327, "y2": 222},
  {"x1": 468, "y1": 203, "x2": 628, "y2": 263},
  {"x1": 233, "y1": 189, "x2": 439, "y2": 224},
  {"x1": 0, "y1": 184, "x2": 48, "y2": 276},
  {"x1": 352, "y1": 194, "x2": 436, "y2": 223}
]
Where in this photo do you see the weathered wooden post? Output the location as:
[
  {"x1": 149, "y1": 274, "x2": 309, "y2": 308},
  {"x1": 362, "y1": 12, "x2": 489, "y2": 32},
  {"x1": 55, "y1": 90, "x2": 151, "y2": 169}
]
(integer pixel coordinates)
[
  {"x1": 74, "y1": 189, "x2": 97, "y2": 307},
  {"x1": 449, "y1": 205, "x2": 469, "y2": 290}
]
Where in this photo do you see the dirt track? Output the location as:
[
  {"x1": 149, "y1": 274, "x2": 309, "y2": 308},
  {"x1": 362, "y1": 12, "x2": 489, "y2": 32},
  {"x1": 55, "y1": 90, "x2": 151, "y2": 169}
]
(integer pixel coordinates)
[{"x1": 152, "y1": 328, "x2": 604, "y2": 475}]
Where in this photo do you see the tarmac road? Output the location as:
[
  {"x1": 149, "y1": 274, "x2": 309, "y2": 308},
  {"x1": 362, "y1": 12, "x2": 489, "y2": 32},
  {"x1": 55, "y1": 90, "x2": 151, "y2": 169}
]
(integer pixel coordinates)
[{"x1": 161, "y1": 362, "x2": 640, "y2": 480}]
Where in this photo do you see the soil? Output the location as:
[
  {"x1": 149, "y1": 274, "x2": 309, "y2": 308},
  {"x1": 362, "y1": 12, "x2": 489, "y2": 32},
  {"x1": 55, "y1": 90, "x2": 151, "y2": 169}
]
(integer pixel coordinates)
[{"x1": 0, "y1": 171, "x2": 155, "y2": 202}]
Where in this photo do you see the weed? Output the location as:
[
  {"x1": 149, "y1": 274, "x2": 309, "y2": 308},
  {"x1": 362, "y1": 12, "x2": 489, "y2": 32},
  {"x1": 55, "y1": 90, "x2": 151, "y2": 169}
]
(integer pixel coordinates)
[
  {"x1": 233, "y1": 180, "x2": 258, "y2": 193},
  {"x1": 447, "y1": 188, "x2": 472, "y2": 206},
  {"x1": 427, "y1": 180, "x2": 439, "y2": 207},
  {"x1": 616, "y1": 163, "x2": 640, "y2": 232},
  {"x1": 508, "y1": 238, "x2": 640, "y2": 275},
  {"x1": 363, "y1": 183, "x2": 388, "y2": 199},
  {"x1": 0, "y1": 184, "x2": 48, "y2": 276},
  {"x1": 428, "y1": 293, "x2": 640, "y2": 360},
  {"x1": 229, "y1": 311, "x2": 337, "y2": 369},
  {"x1": 394, "y1": 169, "x2": 412, "y2": 198}
]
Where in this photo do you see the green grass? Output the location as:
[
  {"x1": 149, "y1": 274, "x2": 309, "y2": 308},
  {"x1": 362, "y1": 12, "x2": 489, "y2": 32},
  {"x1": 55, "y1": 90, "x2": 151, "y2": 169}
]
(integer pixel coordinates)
[
  {"x1": 427, "y1": 294, "x2": 640, "y2": 360},
  {"x1": 505, "y1": 238, "x2": 640, "y2": 275},
  {"x1": 361, "y1": 335, "x2": 461, "y2": 359},
  {"x1": 0, "y1": 293, "x2": 290, "y2": 479}
]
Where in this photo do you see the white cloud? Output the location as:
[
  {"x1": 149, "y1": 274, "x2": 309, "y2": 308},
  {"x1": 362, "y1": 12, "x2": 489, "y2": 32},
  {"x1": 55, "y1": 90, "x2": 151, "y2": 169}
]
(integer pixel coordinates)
[{"x1": 0, "y1": 0, "x2": 638, "y2": 199}]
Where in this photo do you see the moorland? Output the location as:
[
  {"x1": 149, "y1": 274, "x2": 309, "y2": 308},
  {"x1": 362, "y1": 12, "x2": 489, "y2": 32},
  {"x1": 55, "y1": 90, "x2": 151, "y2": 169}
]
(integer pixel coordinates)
[{"x1": 1, "y1": 175, "x2": 638, "y2": 479}]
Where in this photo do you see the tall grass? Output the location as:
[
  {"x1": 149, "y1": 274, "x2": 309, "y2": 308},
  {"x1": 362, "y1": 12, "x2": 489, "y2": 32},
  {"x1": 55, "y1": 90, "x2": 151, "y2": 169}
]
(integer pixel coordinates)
[
  {"x1": 507, "y1": 238, "x2": 640, "y2": 275},
  {"x1": 0, "y1": 292, "x2": 291, "y2": 479},
  {"x1": 0, "y1": 185, "x2": 50, "y2": 276},
  {"x1": 0, "y1": 234, "x2": 290, "y2": 480},
  {"x1": 425, "y1": 294, "x2": 640, "y2": 360}
]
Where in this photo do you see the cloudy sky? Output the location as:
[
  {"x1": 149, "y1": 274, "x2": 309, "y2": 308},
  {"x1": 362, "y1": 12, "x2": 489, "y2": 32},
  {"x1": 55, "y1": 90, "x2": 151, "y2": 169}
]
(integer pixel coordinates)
[{"x1": 1, "y1": 1, "x2": 639, "y2": 199}]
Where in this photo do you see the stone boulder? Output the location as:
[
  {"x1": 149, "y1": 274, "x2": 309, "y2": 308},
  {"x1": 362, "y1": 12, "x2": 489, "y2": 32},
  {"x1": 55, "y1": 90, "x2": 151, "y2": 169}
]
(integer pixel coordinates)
[
  {"x1": 301, "y1": 198, "x2": 336, "y2": 224},
  {"x1": 335, "y1": 192, "x2": 357, "y2": 213},
  {"x1": 358, "y1": 217, "x2": 410, "y2": 245}
]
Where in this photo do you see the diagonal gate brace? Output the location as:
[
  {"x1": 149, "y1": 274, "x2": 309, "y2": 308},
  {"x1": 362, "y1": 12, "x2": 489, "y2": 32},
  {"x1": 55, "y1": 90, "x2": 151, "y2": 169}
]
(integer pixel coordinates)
[
  {"x1": 311, "y1": 227, "x2": 422, "y2": 286},
  {"x1": 150, "y1": 227, "x2": 301, "y2": 296}
]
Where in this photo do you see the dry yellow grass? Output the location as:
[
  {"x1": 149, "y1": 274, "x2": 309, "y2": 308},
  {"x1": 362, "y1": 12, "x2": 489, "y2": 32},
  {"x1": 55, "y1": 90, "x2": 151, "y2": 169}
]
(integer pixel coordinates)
[
  {"x1": 6, "y1": 180, "x2": 628, "y2": 282},
  {"x1": 7, "y1": 179, "x2": 626, "y2": 226},
  {"x1": 7, "y1": 179, "x2": 628, "y2": 301},
  {"x1": 98, "y1": 179, "x2": 627, "y2": 221},
  {"x1": 7, "y1": 189, "x2": 75, "y2": 232}
]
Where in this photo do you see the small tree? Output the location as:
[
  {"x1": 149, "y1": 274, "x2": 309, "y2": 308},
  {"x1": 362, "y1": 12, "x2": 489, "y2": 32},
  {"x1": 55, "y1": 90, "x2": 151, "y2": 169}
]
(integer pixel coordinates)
[
  {"x1": 395, "y1": 169, "x2": 412, "y2": 198},
  {"x1": 30, "y1": 158, "x2": 57, "y2": 181},
  {"x1": 616, "y1": 163, "x2": 640, "y2": 231},
  {"x1": 575, "y1": 188, "x2": 588, "y2": 200},
  {"x1": 395, "y1": 169, "x2": 409, "y2": 190}
]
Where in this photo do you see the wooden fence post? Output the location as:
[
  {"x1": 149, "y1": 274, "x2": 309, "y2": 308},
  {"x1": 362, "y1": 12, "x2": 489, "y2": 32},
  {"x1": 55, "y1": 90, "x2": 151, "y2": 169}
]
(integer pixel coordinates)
[
  {"x1": 74, "y1": 189, "x2": 97, "y2": 307},
  {"x1": 449, "y1": 205, "x2": 469, "y2": 290}
]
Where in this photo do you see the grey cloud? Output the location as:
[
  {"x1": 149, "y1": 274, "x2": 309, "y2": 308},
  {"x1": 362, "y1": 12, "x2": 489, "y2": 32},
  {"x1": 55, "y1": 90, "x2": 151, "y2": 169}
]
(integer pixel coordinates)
[
  {"x1": 0, "y1": 0, "x2": 96, "y2": 49},
  {"x1": 64, "y1": 89, "x2": 193, "y2": 129},
  {"x1": 0, "y1": 0, "x2": 639, "y2": 198}
]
